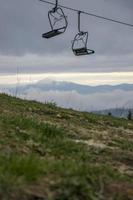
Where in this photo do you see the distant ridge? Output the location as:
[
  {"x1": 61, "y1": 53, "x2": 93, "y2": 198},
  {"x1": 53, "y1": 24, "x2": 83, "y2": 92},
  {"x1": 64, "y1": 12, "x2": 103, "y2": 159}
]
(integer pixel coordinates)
[
  {"x1": 1, "y1": 79, "x2": 133, "y2": 95},
  {"x1": 0, "y1": 79, "x2": 133, "y2": 113}
]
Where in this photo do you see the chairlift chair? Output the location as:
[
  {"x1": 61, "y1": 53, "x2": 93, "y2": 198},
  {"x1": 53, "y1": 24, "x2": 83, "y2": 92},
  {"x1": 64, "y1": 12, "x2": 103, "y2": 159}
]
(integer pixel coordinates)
[
  {"x1": 42, "y1": 0, "x2": 68, "y2": 39},
  {"x1": 72, "y1": 11, "x2": 95, "y2": 56}
]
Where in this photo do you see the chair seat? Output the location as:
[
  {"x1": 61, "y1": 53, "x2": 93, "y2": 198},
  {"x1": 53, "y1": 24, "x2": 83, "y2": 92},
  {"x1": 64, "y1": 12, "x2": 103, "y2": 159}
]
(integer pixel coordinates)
[
  {"x1": 42, "y1": 29, "x2": 63, "y2": 39},
  {"x1": 73, "y1": 48, "x2": 94, "y2": 56}
]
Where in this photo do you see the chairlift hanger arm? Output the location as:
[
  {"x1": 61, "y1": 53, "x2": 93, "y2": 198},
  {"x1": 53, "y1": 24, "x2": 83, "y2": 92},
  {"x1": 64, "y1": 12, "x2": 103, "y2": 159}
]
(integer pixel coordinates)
[
  {"x1": 78, "y1": 11, "x2": 81, "y2": 33},
  {"x1": 53, "y1": 0, "x2": 58, "y2": 12},
  {"x1": 55, "y1": 0, "x2": 58, "y2": 8},
  {"x1": 39, "y1": 0, "x2": 133, "y2": 28}
]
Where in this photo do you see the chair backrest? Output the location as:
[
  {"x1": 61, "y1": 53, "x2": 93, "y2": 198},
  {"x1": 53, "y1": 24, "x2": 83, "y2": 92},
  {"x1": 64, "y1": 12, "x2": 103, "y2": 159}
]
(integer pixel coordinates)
[
  {"x1": 48, "y1": 7, "x2": 68, "y2": 33},
  {"x1": 72, "y1": 31, "x2": 95, "y2": 56},
  {"x1": 72, "y1": 32, "x2": 88, "y2": 51}
]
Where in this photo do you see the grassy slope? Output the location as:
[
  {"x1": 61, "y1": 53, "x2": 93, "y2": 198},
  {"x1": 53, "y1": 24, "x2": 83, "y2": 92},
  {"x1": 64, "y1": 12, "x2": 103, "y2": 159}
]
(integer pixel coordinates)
[{"x1": 0, "y1": 93, "x2": 133, "y2": 200}]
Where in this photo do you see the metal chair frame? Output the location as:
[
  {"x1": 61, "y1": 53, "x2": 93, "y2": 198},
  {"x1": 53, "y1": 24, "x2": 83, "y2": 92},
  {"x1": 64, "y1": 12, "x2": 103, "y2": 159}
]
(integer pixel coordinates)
[
  {"x1": 72, "y1": 11, "x2": 95, "y2": 56},
  {"x1": 42, "y1": 0, "x2": 68, "y2": 39}
]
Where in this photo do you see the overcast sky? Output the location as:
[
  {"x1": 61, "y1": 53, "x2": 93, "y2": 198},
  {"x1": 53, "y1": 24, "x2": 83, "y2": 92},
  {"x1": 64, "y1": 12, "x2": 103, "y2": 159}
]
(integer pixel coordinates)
[{"x1": 0, "y1": 0, "x2": 133, "y2": 84}]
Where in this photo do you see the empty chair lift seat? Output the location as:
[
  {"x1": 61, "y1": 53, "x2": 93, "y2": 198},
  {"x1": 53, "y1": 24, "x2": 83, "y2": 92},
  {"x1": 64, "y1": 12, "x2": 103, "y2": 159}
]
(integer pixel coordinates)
[
  {"x1": 42, "y1": 27, "x2": 66, "y2": 39},
  {"x1": 73, "y1": 47, "x2": 95, "y2": 56},
  {"x1": 42, "y1": 1, "x2": 68, "y2": 39}
]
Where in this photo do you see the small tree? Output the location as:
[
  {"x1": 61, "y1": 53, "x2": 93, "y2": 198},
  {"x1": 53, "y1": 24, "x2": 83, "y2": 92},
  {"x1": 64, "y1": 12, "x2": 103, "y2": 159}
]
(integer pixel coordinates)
[
  {"x1": 127, "y1": 110, "x2": 132, "y2": 120},
  {"x1": 108, "y1": 112, "x2": 112, "y2": 116}
]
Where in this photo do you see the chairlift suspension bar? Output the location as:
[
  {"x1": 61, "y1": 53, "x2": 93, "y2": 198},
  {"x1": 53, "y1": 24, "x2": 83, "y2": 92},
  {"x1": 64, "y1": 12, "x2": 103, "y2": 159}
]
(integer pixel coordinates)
[
  {"x1": 55, "y1": 0, "x2": 58, "y2": 8},
  {"x1": 39, "y1": 0, "x2": 133, "y2": 28},
  {"x1": 53, "y1": 0, "x2": 58, "y2": 11},
  {"x1": 78, "y1": 11, "x2": 81, "y2": 33}
]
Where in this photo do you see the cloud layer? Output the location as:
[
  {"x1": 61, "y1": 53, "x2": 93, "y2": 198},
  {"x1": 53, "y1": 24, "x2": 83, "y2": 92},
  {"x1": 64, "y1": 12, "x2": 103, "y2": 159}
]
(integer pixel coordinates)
[
  {"x1": 19, "y1": 89, "x2": 133, "y2": 111},
  {"x1": 0, "y1": 0, "x2": 133, "y2": 75}
]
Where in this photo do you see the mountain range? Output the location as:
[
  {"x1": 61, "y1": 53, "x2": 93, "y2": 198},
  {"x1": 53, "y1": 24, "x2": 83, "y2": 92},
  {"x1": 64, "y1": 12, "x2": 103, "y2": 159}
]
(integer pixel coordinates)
[{"x1": 1, "y1": 79, "x2": 133, "y2": 95}]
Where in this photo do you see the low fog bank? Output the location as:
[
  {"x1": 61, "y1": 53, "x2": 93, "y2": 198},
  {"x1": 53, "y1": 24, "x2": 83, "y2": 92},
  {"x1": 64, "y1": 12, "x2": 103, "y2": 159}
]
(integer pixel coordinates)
[
  {"x1": 0, "y1": 80, "x2": 133, "y2": 112},
  {"x1": 18, "y1": 89, "x2": 133, "y2": 111}
]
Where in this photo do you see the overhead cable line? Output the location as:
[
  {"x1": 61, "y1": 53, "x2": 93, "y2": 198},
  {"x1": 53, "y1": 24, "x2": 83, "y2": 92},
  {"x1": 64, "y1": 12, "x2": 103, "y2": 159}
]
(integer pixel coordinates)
[{"x1": 39, "y1": 0, "x2": 133, "y2": 28}]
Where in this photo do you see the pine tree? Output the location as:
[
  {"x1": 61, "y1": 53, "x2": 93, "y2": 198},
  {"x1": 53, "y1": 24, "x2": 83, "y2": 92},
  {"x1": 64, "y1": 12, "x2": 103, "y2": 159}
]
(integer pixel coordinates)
[
  {"x1": 108, "y1": 112, "x2": 112, "y2": 116},
  {"x1": 127, "y1": 110, "x2": 132, "y2": 120}
]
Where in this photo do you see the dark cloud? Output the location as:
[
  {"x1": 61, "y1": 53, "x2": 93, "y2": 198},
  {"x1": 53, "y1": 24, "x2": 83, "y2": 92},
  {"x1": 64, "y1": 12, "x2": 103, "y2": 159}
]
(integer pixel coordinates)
[{"x1": 0, "y1": 53, "x2": 133, "y2": 74}]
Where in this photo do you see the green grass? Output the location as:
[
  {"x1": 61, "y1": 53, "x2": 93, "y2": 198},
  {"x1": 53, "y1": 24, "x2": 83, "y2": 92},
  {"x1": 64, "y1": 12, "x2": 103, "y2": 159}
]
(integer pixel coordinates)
[
  {"x1": 111, "y1": 138, "x2": 133, "y2": 151},
  {"x1": 0, "y1": 93, "x2": 133, "y2": 200},
  {"x1": 0, "y1": 154, "x2": 131, "y2": 200}
]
